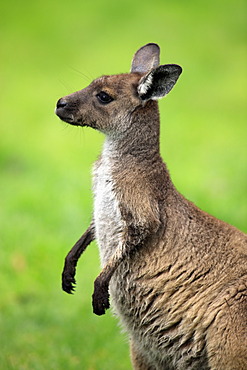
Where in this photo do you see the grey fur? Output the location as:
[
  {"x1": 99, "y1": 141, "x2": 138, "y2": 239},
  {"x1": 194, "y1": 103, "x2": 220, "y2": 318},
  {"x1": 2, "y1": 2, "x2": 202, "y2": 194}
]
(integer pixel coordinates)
[{"x1": 56, "y1": 43, "x2": 247, "y2": 370}]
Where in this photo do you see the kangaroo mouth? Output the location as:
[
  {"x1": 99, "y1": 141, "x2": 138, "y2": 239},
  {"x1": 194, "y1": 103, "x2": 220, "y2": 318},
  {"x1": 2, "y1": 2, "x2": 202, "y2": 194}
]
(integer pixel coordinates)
[
  {"x1": 55, "y1": 108, "x2": 80, "y2": 126},
  {"x1": 55, "y1": 105, "x2": 92, "y2": 128}
]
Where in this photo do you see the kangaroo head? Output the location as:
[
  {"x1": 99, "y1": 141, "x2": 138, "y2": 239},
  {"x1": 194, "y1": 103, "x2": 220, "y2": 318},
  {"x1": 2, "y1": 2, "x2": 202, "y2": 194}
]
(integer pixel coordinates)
[{"x1": 55, "y1": 43, "x2": 182, "y2": 136}]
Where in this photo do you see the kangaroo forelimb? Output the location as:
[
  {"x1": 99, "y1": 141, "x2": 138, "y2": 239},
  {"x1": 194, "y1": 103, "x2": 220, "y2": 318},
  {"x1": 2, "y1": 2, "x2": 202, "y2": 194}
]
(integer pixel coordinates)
[
  {"x1": 92, "y1": 239, "x2": 140, "y2": 316},
  {"x1": 62, "y1": 223, "x2": 95, "y2": 294}
]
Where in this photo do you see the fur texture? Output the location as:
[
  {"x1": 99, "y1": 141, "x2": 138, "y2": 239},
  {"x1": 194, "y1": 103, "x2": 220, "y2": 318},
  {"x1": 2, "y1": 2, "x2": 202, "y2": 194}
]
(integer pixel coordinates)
[{"x1": 56, "y1": 44, "x2": 247, "y2": 369}]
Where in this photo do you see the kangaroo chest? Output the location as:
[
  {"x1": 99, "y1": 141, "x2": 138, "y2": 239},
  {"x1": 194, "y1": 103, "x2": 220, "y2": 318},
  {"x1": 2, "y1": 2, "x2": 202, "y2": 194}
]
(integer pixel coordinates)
[{"x1": 93, "y1": 153, "x2": 124, "y2": 267}]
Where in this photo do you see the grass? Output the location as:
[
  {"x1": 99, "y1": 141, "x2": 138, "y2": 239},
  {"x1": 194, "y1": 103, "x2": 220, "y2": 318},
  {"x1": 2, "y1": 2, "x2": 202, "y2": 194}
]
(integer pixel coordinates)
[{"x1": 0, "y1": 0, "x2": 246, "y2": 368}]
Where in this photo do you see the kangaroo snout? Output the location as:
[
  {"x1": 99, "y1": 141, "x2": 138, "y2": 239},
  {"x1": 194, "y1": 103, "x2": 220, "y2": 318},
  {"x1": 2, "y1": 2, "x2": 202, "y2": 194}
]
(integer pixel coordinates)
[{"x1": 56, "y1": 97, "x2": 78, "y2": 125}]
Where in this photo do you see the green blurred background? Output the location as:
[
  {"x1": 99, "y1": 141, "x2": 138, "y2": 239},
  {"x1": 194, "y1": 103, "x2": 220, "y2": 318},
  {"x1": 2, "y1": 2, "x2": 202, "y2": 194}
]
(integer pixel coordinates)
[{"x1": 0, "y1": 0, "x2": 246, "y2": 368}]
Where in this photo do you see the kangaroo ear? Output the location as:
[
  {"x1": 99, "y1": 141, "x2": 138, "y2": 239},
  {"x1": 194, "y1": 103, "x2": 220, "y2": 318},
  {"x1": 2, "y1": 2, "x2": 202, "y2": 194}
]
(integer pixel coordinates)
[
  {"x1": 131, "y1": 43, "x2": 160, "y2": 73},
  {"x1": 137, "y1": 64, "x2": 182, "y2": 101}
]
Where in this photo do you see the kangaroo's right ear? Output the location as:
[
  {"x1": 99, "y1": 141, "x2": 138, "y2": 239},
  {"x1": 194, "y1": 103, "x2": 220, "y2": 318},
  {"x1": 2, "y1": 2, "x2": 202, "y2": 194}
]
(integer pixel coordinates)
[
  {"x1": 137, "y1": 64, "x2": 182, "y2": 101},
  {"x1": 131, "y1": 43, "x2": 160, "y2": 73}
]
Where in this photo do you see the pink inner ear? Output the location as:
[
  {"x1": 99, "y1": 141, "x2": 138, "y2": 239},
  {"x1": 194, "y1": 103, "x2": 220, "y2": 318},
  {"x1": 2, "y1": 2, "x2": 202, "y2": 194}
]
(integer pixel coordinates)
[{"x1": 131, "y1": 43, "x2": 160, "y2": 74}]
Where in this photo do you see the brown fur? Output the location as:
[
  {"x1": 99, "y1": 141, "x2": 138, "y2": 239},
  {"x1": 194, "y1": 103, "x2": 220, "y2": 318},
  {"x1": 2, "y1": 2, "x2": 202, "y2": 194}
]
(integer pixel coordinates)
[{"x1": 56, "y1": 44, "x2": 247, "y2": 369}]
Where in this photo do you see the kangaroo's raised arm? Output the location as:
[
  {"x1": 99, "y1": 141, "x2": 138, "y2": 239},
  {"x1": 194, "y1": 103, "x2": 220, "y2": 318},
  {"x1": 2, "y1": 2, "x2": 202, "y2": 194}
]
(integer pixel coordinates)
[
  {"x1": 55, "y1": 43, "x2": 247, "y2": 370},
  {"x1": 62, "y1": 222, "x2": 95, "y2": 294}
]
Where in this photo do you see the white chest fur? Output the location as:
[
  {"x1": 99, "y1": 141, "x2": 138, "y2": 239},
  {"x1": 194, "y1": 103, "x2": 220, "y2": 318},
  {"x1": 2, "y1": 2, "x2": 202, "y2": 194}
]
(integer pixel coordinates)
[{"x1": 93, "y1": 142, "x2": 124, "y2": 267}]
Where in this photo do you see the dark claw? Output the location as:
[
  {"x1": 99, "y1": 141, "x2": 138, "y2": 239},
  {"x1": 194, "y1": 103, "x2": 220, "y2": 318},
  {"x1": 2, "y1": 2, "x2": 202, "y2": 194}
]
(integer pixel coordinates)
[
  {"x1": 62, "y1": 272, "x2": 76, "y2": 294},
  {"x1": 92, "y1": 291, "x2": 110, "y2": 315},
  {"x1": 92, "y1": 278, "x2": 110, "y2": 315}
]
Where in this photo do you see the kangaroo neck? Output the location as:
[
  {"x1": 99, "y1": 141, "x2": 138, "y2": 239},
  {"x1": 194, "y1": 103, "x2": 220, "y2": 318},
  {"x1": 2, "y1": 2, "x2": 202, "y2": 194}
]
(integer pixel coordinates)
[{"x1": 103, "y1": 100, "x2": 161, "y2": 163}]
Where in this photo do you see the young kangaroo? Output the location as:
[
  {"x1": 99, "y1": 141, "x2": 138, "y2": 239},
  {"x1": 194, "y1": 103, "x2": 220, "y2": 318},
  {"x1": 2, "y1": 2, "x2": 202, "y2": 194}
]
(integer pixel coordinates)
[{"x1": 56, "y1": 43, "x2": 247, "y2": 370}]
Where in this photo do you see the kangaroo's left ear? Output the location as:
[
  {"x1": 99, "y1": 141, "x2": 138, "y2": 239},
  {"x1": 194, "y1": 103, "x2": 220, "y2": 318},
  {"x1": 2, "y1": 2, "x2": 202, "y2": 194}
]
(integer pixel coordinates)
[{"x1": 138, "y1": 64, "x2": 182, "y2": 101}]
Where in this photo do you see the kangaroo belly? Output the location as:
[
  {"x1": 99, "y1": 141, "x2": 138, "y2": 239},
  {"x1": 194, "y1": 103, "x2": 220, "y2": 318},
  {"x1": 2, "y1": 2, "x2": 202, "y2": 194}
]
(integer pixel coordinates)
[{"x1": 109, "y1": 244, "x2": 214, "y2": 369}]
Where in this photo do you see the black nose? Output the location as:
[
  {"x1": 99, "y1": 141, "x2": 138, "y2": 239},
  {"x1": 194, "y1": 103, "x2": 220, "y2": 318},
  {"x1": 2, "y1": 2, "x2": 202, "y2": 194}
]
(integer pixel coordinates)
[{"x1": 56, "y1": 98, "x2": 67, "y2": 109}]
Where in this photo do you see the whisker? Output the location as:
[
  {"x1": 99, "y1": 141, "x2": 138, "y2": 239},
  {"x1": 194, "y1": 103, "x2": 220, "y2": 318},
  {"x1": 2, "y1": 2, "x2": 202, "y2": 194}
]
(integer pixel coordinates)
[{"x1": 69, "y1": 66, "x2": 93, "y2": 82}]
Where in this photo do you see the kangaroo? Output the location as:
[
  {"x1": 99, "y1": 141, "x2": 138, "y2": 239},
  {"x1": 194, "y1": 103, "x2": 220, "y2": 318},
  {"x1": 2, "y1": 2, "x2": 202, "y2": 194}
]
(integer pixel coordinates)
[{"x1": 55, "y1": 43, "x2": 247, "y2": 370}]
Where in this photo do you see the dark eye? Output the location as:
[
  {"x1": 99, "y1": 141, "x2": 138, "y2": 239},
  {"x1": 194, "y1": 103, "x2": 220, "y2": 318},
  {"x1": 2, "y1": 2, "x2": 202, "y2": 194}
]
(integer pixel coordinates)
[{"x1": 96, "y1": 91, "x2": 114, "y2": 104}]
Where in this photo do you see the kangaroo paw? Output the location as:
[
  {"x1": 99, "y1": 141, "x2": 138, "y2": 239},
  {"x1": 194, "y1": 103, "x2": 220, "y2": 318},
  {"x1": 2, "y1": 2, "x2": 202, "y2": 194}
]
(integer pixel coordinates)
[
  {"x1": 92, "y1": 277, "x2": 110, "y2": 315},
  {"x1": 62, "y1": 264, "x2": 76, "y2": 294}
]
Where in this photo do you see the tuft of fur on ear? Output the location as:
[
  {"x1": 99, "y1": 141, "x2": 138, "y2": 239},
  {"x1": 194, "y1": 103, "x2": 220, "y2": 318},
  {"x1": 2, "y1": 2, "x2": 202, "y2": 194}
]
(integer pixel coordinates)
[
  {"x1": 138, "y1": 64, "x2": 182, "y2": 101},
  {"x1": 131, "y1": 43, "x2": 160, "y2": 74}
]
